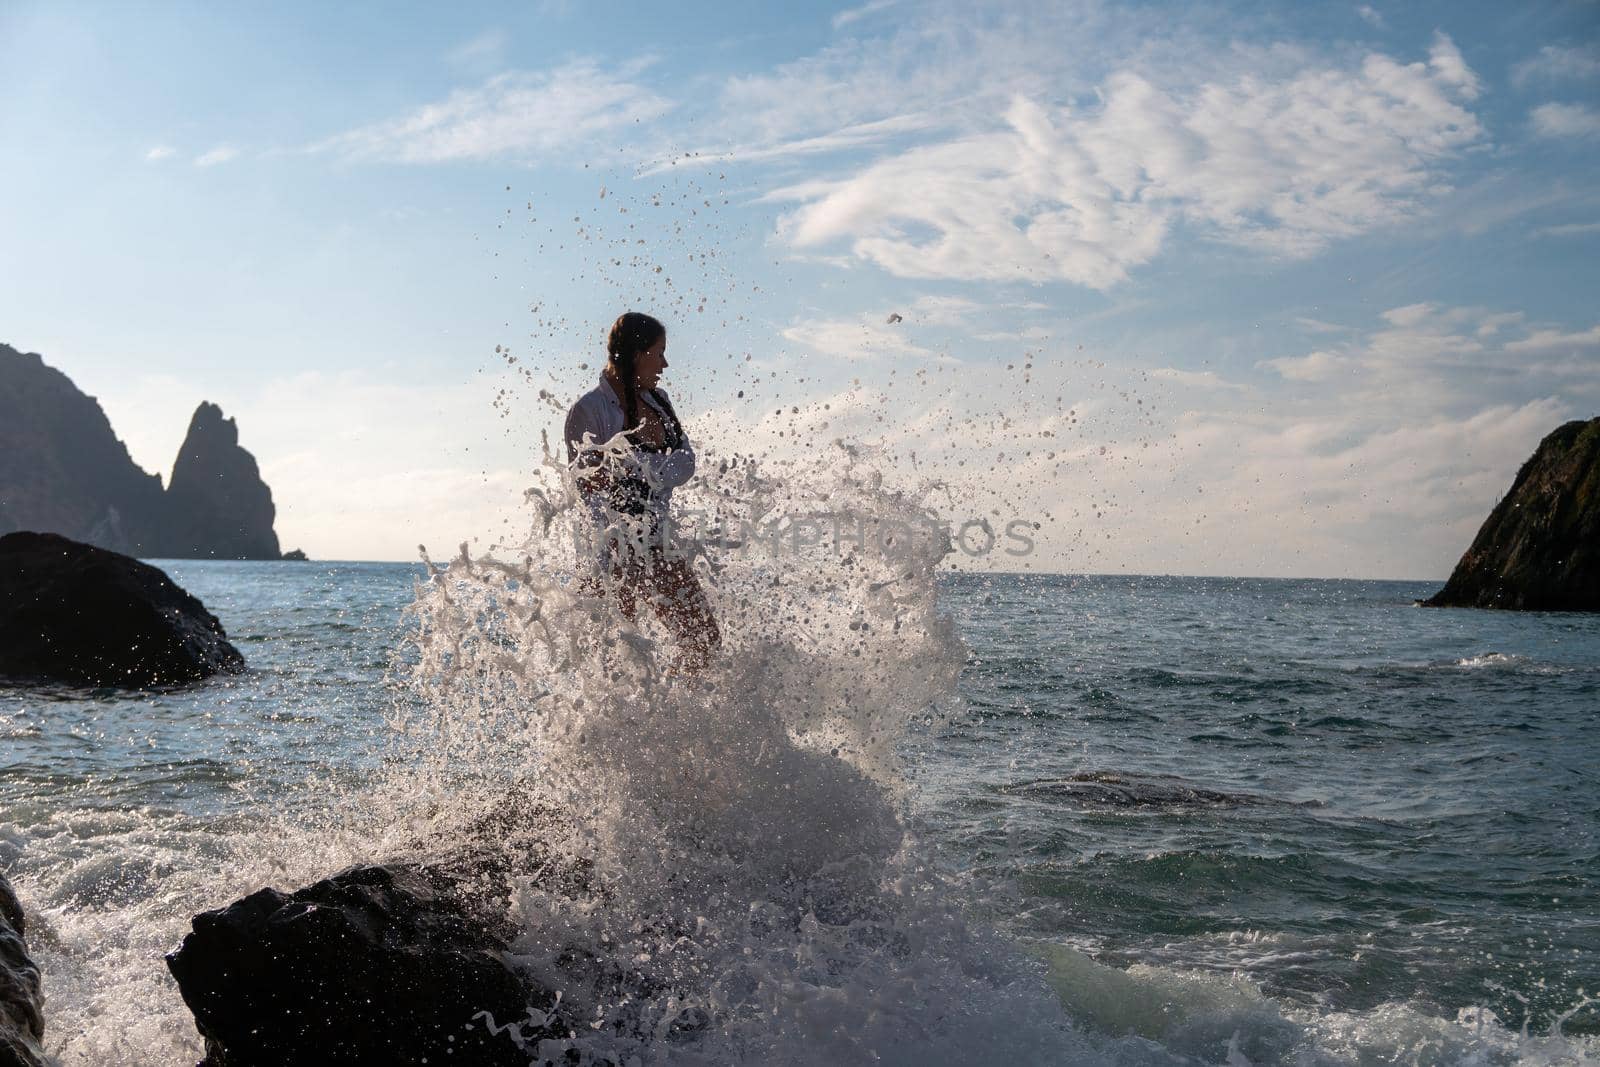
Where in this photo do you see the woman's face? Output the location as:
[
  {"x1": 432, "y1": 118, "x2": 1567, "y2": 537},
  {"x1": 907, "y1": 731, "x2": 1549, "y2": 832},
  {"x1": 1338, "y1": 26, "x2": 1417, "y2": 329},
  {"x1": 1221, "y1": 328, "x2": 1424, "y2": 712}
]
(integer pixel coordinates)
[{"x1": 635, "y1": 335, "x2": 667, "y2": 389}]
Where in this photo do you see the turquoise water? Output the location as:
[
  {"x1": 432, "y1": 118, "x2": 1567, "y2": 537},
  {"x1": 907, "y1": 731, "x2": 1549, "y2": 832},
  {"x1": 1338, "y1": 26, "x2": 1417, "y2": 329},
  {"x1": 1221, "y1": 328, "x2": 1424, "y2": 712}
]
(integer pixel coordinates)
[{"x1": 2, "y1": 561, "x2": 1596, "y2": 1062}]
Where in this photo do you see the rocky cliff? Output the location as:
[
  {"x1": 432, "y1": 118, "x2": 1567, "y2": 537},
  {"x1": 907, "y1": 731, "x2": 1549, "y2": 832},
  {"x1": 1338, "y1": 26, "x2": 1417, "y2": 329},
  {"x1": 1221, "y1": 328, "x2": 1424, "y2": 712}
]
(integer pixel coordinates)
[
  {"x1": 1423, "y1": 417, "x2": 1600, "y2": 611},
  {"x1": 0, "y1": 343, "x2": 285, "y2": 559},
  {"x1": 163, "y1": 402, "x2": 282, "y2": 560},
  {"x1": 0, "y1": 344, "x2": 168, "y2": 556}
]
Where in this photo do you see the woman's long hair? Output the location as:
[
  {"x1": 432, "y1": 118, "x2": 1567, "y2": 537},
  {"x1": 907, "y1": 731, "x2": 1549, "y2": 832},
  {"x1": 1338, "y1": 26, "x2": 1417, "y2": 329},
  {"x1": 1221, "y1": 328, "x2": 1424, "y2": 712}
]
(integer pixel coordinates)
[{"x1": 606, "y1": 312, "x2": 666, "y2": 434}]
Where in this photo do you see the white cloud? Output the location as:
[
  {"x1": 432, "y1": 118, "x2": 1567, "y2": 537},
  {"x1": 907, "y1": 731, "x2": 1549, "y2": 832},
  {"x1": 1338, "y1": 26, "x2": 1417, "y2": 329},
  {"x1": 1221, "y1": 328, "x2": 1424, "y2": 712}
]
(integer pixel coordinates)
[
  {"x1": 1355, "y1": 5, "x2": 1385, "y2": 30},
  {"x1": 1294, "y1": 317, "x2": 1350, "y2": 334},
  {"x1": 767, "y1": 37, "x2": 1482, "y2": 288},
  {"x1": 902, "y1": 295, "x2": 984, "y2": 326},
  {"x1": 1147, "y1": 367, "x2": 1246, "y2": 392},
  {"x1": 446, "y1": 29, "x2": 508, "y2": 69},
  {"x1": 1512, "y1": 45, "x2": 1600, "y2": 88},
  {"x1": 1258, "y1": 305, "x2": 1600, "y2": 411},
  {"x1": 1535, "y1": 220, "x2": 1600, "y2": 238},
  {"x1": 1474, "y1": 311, "x2": 1525, "y2": 337},
  {"x1": 1257, "y1": 349, "x2": 1346, "y2": 382},
  {"x1": 833, "y1": 0, "x2": 898, "y2": 31},
  {"x1": 1381, "y1": 303, "x2": 1436, "y2": 328},
  {"x1": 1425, "y1": 33, "x2": 1479, "y2": 100},
  {"x1": 1531, "y1": 102, "x2": 1600, "y2": 140},
  {"x1": 642, "y1": 112, "x2": 944, "y2": 173},
  {"x1": 693, "y1": 306, "x2": 1586, "y2": 578},
  {"x1": 713, "y1": 4, "x2": 1111, "y2": 159},
  {"x1": 144, "y1": 145, "x2": 175, "y2": 162},
  {"x1": 1503, "y1": 325, "x2": 1600, "y2": 354},
  {"x1": 782, "y1": 313, "x2": 936, "y2": 360},
  {"x1": 194, "y1": 144, "x2": 239, "y2": 167},
  {"x1": 316, "y1": 61, "x2": 672, "y2": 163}
]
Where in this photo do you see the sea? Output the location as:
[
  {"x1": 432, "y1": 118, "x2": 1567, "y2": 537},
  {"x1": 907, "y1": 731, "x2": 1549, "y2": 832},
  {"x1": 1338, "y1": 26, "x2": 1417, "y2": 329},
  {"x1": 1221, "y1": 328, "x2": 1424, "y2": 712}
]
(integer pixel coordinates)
[{"x1": 2, "y1": 532, "x2": 1598, "y2": 1062}]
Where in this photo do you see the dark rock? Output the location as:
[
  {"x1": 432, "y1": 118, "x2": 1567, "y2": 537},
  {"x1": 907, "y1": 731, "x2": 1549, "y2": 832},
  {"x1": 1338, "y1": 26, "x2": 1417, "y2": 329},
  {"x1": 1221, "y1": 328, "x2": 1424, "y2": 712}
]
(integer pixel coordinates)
[
  {"x1": 166, "y1": 863, "x2": 566, "y2": 1067},
  {"x1": 0, "y1": 342, "x2": 168, "y2": 556},
  {"x1": 1424, "y1": 418, "x2": 1600, "y2": 611},
  {"x1": 162, "y1": 402, "x2": 282, "y2": 560},
  {"x1": 281, "y1": 548, "x2": 308, "y2": 561},
  {"x1": 1002, "y1": 771, "x2": 1299, "y2": 809},
  {"x1": 0, "y1": 531, "x2": 245, "y2": 686},
  {"x1": 0, "y1": 873, "x2": 46, "y2": 1067},
  {"x1": 1, "y1": 343, "x2": 287, "y2": 559}
]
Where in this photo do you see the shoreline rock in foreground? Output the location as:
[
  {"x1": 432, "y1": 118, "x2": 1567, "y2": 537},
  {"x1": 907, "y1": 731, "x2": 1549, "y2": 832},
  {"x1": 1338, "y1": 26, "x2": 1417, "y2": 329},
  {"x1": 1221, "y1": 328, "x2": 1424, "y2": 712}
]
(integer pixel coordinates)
[
  {"x1": 167, "y1": 864, "x2": 558, "y2": 1067},
  {"x1": 1424, "y1": 417, "x2": 1600, "y2": 611},
  {"x1": 0, "y1": 531, "x2": 245, "y2": 686},
  {"x1": 0, "y1": 872, "x2": 46, "y2": 1067}
]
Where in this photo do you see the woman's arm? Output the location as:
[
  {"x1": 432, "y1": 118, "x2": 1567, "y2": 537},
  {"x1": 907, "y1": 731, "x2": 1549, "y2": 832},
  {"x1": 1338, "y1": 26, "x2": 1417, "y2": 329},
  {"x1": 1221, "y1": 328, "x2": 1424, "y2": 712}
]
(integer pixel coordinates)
[
  {"x1": 564, "y1": 398, "x2": 615, "y2": 495},
  {"x1": 642, "y1": 390, "x2": 695, "y2": 490}
]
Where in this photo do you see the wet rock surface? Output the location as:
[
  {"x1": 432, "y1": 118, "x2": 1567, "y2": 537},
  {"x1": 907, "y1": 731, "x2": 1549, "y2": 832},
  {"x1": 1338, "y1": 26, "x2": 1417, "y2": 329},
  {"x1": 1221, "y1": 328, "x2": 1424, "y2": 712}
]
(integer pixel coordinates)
[
  {"x1": 0, "y1": 873, "x2": 46, "y2": 1067},
  {"x1": 1002, "y1": 771, "x2": 1315, "y2": 809},
  {"x1": 1425, "y1": 417, "x2": 1600, "y2": 611},
  {"x1": 166, "y1": 798, "x2": 624, "y2": 1067},
  {"x1": 0, "y1": 531, "x2": 245, "y2": 686},
  {"x1": 167, "y1": 863, "x2": 563, "y2": 1067}
]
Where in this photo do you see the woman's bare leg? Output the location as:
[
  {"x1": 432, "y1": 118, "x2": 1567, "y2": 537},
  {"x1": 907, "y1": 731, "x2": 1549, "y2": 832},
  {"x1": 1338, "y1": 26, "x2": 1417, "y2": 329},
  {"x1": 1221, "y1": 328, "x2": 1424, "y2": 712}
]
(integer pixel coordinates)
[{"x1": 645, "y1": 557, "x2": 720, "y2": 673}]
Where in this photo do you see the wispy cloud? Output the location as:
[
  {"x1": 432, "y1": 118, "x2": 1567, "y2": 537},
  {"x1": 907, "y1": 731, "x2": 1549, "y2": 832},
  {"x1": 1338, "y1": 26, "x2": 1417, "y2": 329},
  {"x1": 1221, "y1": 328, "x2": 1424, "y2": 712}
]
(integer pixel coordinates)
[
  {"x1": 833, "y1": 0, "x2": 898, "y2": 31},
  {"x1": 712, "y1": 4, "x2": 1113, "y2": 161},
  {"x1": 707, "y1": 300, "x2": 1592, "y2": 577},
  {"x1": 1512, "y1": 44, "x2": 1600, "y2": 88},
  {"x1": 1258, "y1": 304, "x2": 1600, "y2": 404},
  {"x1": 767, "y1": 35, "x2": 1482, "y2": 288},
  {"x1": 144, "y1": 145, "x2": 175, "y2": 162},
  {"x1": 1535, "y1": 220, "x2": 1600, "y2": 238},
  {"x1": 640, "y1": 112, "x2": 942, "y2": 173},
  {"x1": 1503, "y1": 324, "x2": 1600, "y2": 354},
  {"x1": 446, "y1": 29, "x2": 509, "y2": 69},
  {"x1": 194, "y1": 144, "x2": 239, "y2": 167},
  {"x1": 1531, "y1": 102, "x2": 1600, "y2": 140},
  {"x1": 1294, "y1": 317, "x2": 1351, "y2": 334},
  {"x1": 782, "y1": 312, "x2": 937, "y2": 360},
  {"x1": 1355, "y1": 5, "x2": 1385, "y2": 30},
  {"x1": 314, "y1": 60, "x2": 672, "y2": 164}
]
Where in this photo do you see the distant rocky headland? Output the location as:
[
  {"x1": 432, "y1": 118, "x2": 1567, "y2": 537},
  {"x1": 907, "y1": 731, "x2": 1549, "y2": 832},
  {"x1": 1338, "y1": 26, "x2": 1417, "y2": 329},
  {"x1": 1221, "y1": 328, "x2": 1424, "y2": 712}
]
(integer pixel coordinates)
[
  {"x1": 1424, "y1": 417, "x2": 1599, "y2": 611},
  {"x1": 0, "y1": 342, "x2": 297, "y2": 560}
]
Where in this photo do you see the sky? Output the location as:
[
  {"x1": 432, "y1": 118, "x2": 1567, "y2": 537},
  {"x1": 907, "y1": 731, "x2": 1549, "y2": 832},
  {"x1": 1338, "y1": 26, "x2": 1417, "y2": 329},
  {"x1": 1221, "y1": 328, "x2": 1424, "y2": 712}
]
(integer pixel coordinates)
[{"x1": 2, "y1": 0, "x2": 1597, "y2": 576}]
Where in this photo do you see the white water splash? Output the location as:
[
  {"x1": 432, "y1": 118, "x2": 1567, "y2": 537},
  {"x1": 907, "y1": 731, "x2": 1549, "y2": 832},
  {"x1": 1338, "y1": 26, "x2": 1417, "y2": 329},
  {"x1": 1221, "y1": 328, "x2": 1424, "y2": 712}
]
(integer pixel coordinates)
[{"x1": 8, "y1": 440, "x2": 1596, "y2": 1065}]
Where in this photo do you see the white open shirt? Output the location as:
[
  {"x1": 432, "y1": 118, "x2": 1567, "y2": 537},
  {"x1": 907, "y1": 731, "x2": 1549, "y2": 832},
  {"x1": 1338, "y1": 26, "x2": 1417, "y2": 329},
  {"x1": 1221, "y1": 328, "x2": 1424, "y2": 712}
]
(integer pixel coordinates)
[{"x1": 563, "y1": 373, "x2": 697, "y2": 527}]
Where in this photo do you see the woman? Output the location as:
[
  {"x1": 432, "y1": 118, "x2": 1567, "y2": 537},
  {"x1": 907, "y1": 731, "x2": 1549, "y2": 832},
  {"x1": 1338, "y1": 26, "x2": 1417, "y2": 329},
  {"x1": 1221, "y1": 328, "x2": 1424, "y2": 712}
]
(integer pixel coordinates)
[{"x1": 564, "y1": 312, "x2": 721, "y2": 672}]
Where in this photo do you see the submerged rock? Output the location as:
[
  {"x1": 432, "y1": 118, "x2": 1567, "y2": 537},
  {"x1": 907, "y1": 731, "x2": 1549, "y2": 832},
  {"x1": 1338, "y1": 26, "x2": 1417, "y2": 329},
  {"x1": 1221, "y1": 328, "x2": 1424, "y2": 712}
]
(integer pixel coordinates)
[
  {"x1": 1424, "y1": 417, "x2": 1600, "y2": 611},
  {"x1": 1002, "y1": 771, "x2": 1300, "y2": 809},
  {"x1": 0, "y1": 873, "x2": 46, "y2": 1067},
  {"x1": 0, "y1": 531, "x2": 245, "y2": 686},
  {"x1": 167, "y1": 863, "x2": 565, "y2": 1067}
]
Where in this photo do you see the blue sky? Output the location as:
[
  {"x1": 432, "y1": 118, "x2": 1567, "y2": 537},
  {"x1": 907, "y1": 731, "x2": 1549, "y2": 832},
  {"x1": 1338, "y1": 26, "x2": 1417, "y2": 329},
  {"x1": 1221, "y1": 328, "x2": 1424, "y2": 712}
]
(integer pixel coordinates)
[{"x1": 2, "y1": 0, "x2": 1597, "y2": 575}]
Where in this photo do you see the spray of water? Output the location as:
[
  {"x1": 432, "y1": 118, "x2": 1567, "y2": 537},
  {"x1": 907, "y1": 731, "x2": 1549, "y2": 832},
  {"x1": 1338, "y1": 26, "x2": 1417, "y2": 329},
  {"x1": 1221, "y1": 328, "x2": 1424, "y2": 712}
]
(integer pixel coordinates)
[{"x1": 356, "y1": 439, "x2": 1104, "y2": 1063}]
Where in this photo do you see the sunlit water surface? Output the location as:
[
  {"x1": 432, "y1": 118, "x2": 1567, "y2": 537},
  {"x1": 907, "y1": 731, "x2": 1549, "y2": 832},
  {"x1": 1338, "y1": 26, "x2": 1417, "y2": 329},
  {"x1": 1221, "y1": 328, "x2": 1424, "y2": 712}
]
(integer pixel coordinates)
[{"x1": 2, "y1": 561, "x2": 1596, "y2": 1064}]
